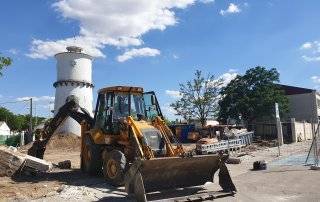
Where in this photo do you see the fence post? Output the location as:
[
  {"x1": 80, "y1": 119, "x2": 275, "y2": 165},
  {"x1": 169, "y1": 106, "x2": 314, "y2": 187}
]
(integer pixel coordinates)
[
  {"x1": 20, "y1": 132, "x2": 25, "y2": 146},
  {"x1": 291, "y1": 118, "x2": 297, "y2": 143},
  {"x1": 303, "y1": 121, "x2": 307, "y2": 141}
]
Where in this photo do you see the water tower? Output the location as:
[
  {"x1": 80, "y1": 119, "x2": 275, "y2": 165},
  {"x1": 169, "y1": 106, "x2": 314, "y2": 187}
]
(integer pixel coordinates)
[{"x1": 53, "y1": 46, "x2": 94, "y2": 135}]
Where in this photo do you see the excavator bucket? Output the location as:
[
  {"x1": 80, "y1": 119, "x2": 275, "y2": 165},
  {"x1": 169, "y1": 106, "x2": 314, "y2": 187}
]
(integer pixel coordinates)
[{"x1": 125, "y1": 154, "x2": 236, "y2": 202}]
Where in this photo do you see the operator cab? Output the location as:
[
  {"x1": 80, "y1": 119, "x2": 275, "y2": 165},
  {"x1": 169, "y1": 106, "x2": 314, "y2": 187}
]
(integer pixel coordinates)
[
  {"x1": 94, "y1": 86, "x2": 163, "y2": 126},
  {"x1": 94, "y1": 86, "x2": 165, "y2": 155}
]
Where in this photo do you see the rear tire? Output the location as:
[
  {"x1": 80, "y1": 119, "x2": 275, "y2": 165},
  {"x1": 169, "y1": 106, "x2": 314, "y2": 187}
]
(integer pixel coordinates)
[
  {"x1": 103, "y1": 150, "x2": 127, "y2": 186},
  {"x1": 81, "y1": 135, "x2": 102, "y2": 175}
]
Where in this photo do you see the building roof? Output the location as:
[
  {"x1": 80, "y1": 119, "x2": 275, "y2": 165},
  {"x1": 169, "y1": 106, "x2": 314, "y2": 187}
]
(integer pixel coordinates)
[
  {"x1": 0, "y1": 121, "x2": 6, "y2": 127},
  {"x1": 277, "y1": 84, "x2": 315, "y2": 95}
]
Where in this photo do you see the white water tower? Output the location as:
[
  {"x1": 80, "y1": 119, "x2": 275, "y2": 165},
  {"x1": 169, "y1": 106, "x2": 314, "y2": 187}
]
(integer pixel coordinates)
[{"x1": 53, "y1": 46, "x2": 94, "y2": 135}]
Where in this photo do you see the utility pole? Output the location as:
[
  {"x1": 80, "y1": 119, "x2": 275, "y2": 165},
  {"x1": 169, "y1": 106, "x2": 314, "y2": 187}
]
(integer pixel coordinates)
[
  {"x1": 275, "y1": 103, "x2": 283, "y2": 156},
  {"x1": 34, "y1": 102, "x2": 37, "y2": 126},
  {"x1": 29, "y1": 98, "x2": 33, "y2": 142}
]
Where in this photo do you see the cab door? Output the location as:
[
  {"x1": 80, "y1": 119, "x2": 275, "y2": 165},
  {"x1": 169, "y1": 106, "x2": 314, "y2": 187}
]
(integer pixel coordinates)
[
  {"x1": 143, "y1": 91, "x2": 163, "y2": 120},
  {"x1": 94, "y1": 93, "x2": 113, "y2": 133}
]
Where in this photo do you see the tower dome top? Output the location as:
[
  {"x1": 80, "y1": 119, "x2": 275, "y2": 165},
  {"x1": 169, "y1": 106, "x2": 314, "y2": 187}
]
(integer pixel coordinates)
[
  {"x1": 66, "y1": 46, "x2": 82, "y2": 53},
  {"x1": 55, "y1": 45, "x2": 92, "y2": 59}
]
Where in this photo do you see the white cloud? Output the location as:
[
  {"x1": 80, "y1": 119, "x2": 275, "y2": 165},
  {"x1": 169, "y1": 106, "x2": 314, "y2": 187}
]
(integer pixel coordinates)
[
  {"x1": 300, "y1": 42, "x2": 312, "y2": 50},
  {"x1": 38, "y1": 103, "x2": 55, "y2": 110},
  {"x1": 173, "y1": 54, "x2": 179, "y2": 59},
  {"x1": 27, "y1": 0, "x2": 212, "y2": 60},
  {"x1": 8, "y1": 48, "x2": 19, "y2": 55},
  {"x1": 199, "y1": 0, "x2": 215, "y2": 4},
  {"x1": 228, "y1": 68, "x2": 237, "y2": 72},
  {"x1": 162, "y1": 103, "x2": 179, "y2": 120},
  {"x1": 220, "y1": 3, "x2": 241, "y2": 16},
  {"x1": 117, "y1": 47, "x2": 160, "y2": 62},
  {"x1": 26, "y1": 37, "x2": 106, "y2": 59},
  {"x1": 302, "y1": 55, "x2": 320, "y2": 62},
  {"x1": 218, "y1": 69, "x2": 238, "y2": 87},
  {"x1": 16, "y1": 96, "x2": 55, "y2": 102},
  {"x1": 311, "y1": 76, "x2": 320, "y2": 84},
  {"x1": 300, "y1": 40, "x2": 320, "y2": 62},
  {"x1": 165, "y1": 90, "x2": 182, "y2": 99}
]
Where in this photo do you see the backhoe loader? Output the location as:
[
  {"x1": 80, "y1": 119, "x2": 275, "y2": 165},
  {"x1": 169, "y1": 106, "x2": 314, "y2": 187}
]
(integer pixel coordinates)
[{"x1": 28, "y1": 86, "x2": 236, "y2": 201}]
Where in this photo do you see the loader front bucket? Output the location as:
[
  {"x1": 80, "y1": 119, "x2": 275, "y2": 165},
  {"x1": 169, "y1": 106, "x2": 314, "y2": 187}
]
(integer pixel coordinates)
[{"x1": 125, "y1": 154, "x2": 236, "y2": 202}]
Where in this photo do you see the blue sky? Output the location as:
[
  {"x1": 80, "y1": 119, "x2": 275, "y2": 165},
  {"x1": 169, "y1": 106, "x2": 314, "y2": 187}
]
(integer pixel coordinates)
[{"x1": 0, "y1": 0, "x2": 320, "y2": 119}]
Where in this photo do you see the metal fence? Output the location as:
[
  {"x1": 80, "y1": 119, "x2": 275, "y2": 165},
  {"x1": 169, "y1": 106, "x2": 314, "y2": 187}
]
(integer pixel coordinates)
[{"x1": 196, "y1": 132, "x2": 253, "y2": 154}]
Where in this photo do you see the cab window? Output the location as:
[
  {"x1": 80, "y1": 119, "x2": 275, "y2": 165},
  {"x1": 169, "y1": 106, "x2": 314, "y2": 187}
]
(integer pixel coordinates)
[
  {"x1": 113, "y1": 93, "x2": 129, "y2": 121},
  {"x1": 130, "y1": 94, "x2": 145, "y2": 121},
  {"x1": 143, "y1": 92, "x2": 161, "y2": 120},
  {"x1": 95, "y1": 93, "x2": 112, "y2": 132}
]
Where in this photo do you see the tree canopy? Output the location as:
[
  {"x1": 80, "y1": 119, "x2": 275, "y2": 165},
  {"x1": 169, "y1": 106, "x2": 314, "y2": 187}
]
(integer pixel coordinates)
[
  {"x1": 0, "y1": 107, "x2": 46, "y2": 131},
  {"x1": 218, "y1": 66, "x2": 289, "y2": 125},
  {"x1": 0, "y1": 54, "x2": 12, "y2": 76},
  {"x1": 170, "y1": 70, "x2": 222, "y2": 127}
]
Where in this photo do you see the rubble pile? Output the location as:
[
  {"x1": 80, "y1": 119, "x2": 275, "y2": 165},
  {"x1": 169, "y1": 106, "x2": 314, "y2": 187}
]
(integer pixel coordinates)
[
  {"x1": 0, "y1": 146, "x2": 52, "y2": 177},
  {"x1": 0, "y1": 147, "x2": 24, "y2": 177}
]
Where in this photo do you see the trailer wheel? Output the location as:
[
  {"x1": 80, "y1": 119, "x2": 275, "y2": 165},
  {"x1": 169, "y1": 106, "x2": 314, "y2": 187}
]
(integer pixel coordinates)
[
  {"x1": 103, "y1": 150, "x2": 127, "y2": 186},
  {"x1": 81, "y1": 135, "x2": 102, "y2": 175}
]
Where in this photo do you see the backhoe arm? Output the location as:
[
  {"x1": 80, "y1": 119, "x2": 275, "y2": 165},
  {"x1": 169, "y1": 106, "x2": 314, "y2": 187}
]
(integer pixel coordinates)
[{"x1": 28, "y1": 97, "x2": 94, "y2": 158}]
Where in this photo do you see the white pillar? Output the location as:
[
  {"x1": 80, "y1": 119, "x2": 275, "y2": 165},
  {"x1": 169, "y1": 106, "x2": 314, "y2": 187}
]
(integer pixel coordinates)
[{"x1": 291, "y1": 118, "x2": 297, "y2": 143}]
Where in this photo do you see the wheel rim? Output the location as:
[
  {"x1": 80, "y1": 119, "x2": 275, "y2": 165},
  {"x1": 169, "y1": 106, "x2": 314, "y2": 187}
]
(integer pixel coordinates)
[{"x1": 107, "y1": 159, "x2": 118, "y2": 179}]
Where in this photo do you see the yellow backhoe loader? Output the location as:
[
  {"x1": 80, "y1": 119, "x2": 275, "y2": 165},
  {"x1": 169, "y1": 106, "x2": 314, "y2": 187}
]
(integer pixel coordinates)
[{"x1": 28, "y1": 86, "x2": 236, "y2": 201}]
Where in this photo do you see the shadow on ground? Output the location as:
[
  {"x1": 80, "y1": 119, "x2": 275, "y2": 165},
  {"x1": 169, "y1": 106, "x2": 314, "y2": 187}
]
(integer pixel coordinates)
[{"x1": 11, "y1": 169, "x2": 228, "y2": 201}]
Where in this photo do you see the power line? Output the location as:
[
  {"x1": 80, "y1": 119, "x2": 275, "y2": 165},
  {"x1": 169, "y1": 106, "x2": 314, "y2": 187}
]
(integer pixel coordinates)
[{"x1": 0, "y1": 100, "x2": 29, "y2": 105}]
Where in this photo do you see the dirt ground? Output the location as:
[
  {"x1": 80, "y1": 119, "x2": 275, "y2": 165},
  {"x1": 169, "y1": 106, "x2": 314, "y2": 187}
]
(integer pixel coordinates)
[{"x1": 1, "y1": 140, "x2": 319, "y2": 201}]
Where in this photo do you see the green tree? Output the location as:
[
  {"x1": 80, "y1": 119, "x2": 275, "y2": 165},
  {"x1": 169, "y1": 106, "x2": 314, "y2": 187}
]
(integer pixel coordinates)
[
  {"x1": 171, "y1": 70, "x2": 222, "y2": 127},
  {"x1": 0, "y1": 107, "x2": 46, "y2": 131},
  {"x1": 218, "y1": 66, "x2": 289, "y2": 126},
  {"x1": 0, "y1": 54, "x2": 12, "y2": 76}
]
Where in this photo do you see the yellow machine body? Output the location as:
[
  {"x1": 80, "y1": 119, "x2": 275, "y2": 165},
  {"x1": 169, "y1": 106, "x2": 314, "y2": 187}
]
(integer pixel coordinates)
[
  {"x1": 29, "y1": 85, "x2": 235, "y2": 202},
  {"x1": 78, "y1": 86, "x2": 236, "y2": 201}
]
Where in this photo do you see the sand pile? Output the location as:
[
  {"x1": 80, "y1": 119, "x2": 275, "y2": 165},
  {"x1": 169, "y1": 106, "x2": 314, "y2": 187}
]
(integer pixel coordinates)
[
  {"x1": 19, "y1": 133, "x2": 81, "y2": 153},
  {"x1": 46, "y1": 133, "x2": 81, "y2": 151}
]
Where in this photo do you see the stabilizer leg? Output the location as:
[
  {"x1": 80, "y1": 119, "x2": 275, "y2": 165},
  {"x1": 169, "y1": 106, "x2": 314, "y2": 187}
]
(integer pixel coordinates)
[{"x1": 218, "y1": 162, "x2": 237, "y2": 192}]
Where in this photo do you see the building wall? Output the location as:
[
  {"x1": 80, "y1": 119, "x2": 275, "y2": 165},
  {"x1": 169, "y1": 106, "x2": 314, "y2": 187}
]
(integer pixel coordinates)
[
  {"x1": 291, "y1": 119, "x2": 314, "y2": 143},
  {"x1": 286, "y1": 91, "x2": 318, "y2": 122},
  {"x1": 316, "y1": 93, "x2": 320, "y2": 117},
  {"x1": 0, "y1": 123, "x2": 11, "y2": 144},
  {"x1": 0, "y1": 123, "x2": 11, "y2": 136}
]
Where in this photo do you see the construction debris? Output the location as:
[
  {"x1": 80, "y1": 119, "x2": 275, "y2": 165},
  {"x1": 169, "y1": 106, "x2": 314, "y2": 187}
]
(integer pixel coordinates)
[
  {"x1": 57, "y1": 160, "x2": 72, "y2": 169},
  {"x1": 253, "y1": 160, "x2": 267, "y2": 170},
  {"x1": 197, "y1": 137, "x2": 219, "y2": 145},
  {"x1": 226, "y1": 157, "x2": 241, "y2": 164},
  {"x1": 0, "y1": 146, "x2": 52, "y2": 177},
  {"x1": 0, "y1": 147, "x2": 24, "y2": 177}
]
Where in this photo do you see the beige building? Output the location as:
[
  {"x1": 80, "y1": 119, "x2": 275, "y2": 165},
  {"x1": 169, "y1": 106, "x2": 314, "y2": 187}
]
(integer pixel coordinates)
[{"x1": 280, "y1": 84, "x2": 320, "y2": 123}]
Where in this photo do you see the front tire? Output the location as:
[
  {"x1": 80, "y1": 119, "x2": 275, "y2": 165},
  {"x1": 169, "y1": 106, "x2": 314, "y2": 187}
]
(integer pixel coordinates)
[
  {"x1": 103, "y1": 150, "x2": 127, "y2": 186},
  {"x1": 81, "y1": 135, "x2": 102, "y2": 175}
]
